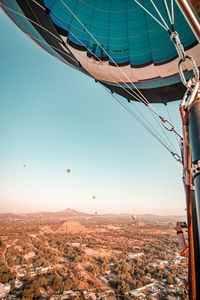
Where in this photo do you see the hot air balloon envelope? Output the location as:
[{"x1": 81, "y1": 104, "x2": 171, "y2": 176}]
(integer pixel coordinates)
[{"x1": 1, "y1": 0, "x2": 199, "y2": 103}]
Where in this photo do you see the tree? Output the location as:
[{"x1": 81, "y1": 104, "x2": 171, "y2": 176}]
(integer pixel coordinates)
[
  {"x1": 167, "y1": 276, "x2": 173, "y2": 285},
  {"x1": 64, "y1": 278, "x2": 73, "y2": 290},
  {"x1": 117, "y1": 280, "x2": 130, "y2": 294},
  {"x1": 136, "y1": 281, "x2": 143, "y2": 288},
  {"x1": 39, "y1": 276, "x2": 47, "y2": 287},
  {"x1": 10, "y1": 281, "x2": 15, "y2": 292},
  {"x1": 53, "y1": 276, "x2": 63, "y2": 293}
]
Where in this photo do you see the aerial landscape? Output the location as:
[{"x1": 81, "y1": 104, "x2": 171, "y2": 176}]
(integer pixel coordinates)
[
  {"x1": 1, "y1": 0, "x2": 200, "y2": 299},
  {"x1": 0, "y1": 209, "x2": 188, "y2": 299}
]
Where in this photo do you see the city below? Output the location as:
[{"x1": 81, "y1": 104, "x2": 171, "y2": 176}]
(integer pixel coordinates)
[{"x1": 0, "y1": 208, "x2": 188, "y2": 299}]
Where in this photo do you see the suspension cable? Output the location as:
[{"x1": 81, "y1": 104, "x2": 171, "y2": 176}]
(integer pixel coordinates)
[
  {"x1": 145, "y1": 104, "x2": 180, "y2": 154},
  {"x1": 130, "y1": 102, "x2": 179, "y2": 153},
  {"x1": 150, "y1": 0, "x2": 171, "y2": 32},
  {"x1": 165, "y1": 103, "x2": 180, "y2": 147},
  {"x1": 102, "y1": 85, "x2": 182, "y2": 162},
  {"x1": 163, "y1": 0, "x2": 173, "y2": 26},
  {"x1": 133, "y1": 0, "x2": 169, "y2": 31},
  {"x1": 171, "y1": 0, "x2": 174, "y2": 25}
]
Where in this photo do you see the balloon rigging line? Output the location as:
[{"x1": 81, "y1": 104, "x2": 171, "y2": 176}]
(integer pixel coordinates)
[
  {"x1": 105, "y1": 72, "x2": 179, "y2": 153},
  {"x1": 164, "y1": 103, "x2": 180, "y2": 147},
  {"x1": 0, "y1": 3, "x2": 78, "y2": 65},
  {"x1": 133, "y1": 0, "x2": 169, "y2": 32},
  {"x1": 171, "y1": 0, "x2": 174, "y2": 25},
  {"x1": 0, "y1": 3, "x2": 63, "y2": 42},
  {"x1": 31, "y1": 0, "x2": 172, "y2": 45},
  {"x1": 131, "y1": 101, "x2": 180, "y2": 155},
  {"x1": 149, "y1": 0, "x2": 170, "y2": 32},
  {"x1": 148, "y1": 104, "x2": 180, "y2": 154},
  {"x1": 102, "y1": 85, "x2": 179, "y2": 157},
  {"x1": 70, "y1": 0, "x2": 85, "y2": 38},
  {"x1": 0, "y1": 2, "x2": 180, "y2": 158},
  {"x1": 26, "y1": 0, "x2": 42, "y2": 26},
  {"x1": 32, "y1": 0, "x2": 45, "y2": 11},
  {"x1": 15, "y1": 0, "x2": 161, "y2": 45},
  {"x1": 130, "y1": 102, "x2": 179, "y2": 154},
  {"x1": 108, "y1": 69, "x2": 149, "y2": 105},
  {"x1": 26, "y1": 35, "x2": 79, "y2": 68},
  {"x1": 163, "y1": 0, "x2": 173, "y2": 25},
  {"x1": 109, "y1": 92, "x2": 175, "y2": 154}
]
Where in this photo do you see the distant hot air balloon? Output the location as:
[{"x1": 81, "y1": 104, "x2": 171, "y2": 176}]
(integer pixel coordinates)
[
  {"x1": 132, "y1": 215, "x2": 137, "y2": 221},
  {"x1": 23, "y1": 164, "x2": 26, "y2": 168},
  {"x1": 67, "y1": 169, "x2": 71, "y2": 173},
  {"x1": 92, "y1": 196, "x2": 96, "y2": 200}
]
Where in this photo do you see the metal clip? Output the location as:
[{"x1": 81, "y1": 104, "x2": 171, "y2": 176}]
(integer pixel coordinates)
[
  {"x1": 178, "y1": 55, "x2": 199, "y2": 87},
  {"x1": 161, "y1": 118, "x2": 175, "y2": 131},
  {"x1": 186, "y1": 81, "x2": 200, "y2": 109},
  {"x1": 171, "y1": 152, "x2": 183, "y2": 164},
  {"x1": 170, "y1": 31, "x2": 185, "y2": 61},
  {"x1": 180, "y1": 81, "x2": 200, "y2": 110},
  {"x1": 160, "y1": 117, "x2": 183, "y2": 139}
]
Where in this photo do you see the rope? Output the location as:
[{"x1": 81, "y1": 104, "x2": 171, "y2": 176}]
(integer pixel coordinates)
[
  {"x1": 133, "y1": 0, "x2": 169, "y2": 31},
  {"x1": 171, "y1": 0, "x2": 174, "y2": 25},
  {"x1": 165, "y1": 103, "x2": 180, "y2": 147},
  {"x1": 163, "y1": 0, "x2": 173, "y2": 25},
  {"x1": 141, "y1": 103, "x2": 180, "y2": 154},
  {"x1": 0, "y1": 2, "x2": 80, "y2": 65},
  {"x1": 150, "y1": 0, "x2": 170, "y2": 32},
  {"x1": 130, "y1": 102, "x2": 178, "y2": 152},
  {"x1": 0, "y1": 3, "x2": 62, "y2": 42},
  {"x1": 102, "y1": 85, "x2": 180, "y2": 157},
  {"x1": 31, "y1": 0, "x2": 45, "y2": 11}
]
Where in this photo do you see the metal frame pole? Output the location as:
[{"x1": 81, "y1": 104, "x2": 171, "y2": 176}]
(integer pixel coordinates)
[
  {"x1": 175, "y1": 0, "x2": 200, "y2": 42},
  {"x1": 180, "y1": 83, "x2": 200, "y2": 299},
  {"x1": 180, "y1": 106, "x2": 196, "y2": 299},
  {"x1": 189, "y1": 97, "x2": 200, "y2": 246}
]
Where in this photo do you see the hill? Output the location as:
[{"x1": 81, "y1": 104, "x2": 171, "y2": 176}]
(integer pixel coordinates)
[{"x1": 56, "y1": 219, "x2": 87, "y2": 233}]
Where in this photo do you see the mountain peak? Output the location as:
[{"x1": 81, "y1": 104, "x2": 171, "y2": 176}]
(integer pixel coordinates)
[{"x1": 64, "y1": 208, "x2": 77, "y2": 213}]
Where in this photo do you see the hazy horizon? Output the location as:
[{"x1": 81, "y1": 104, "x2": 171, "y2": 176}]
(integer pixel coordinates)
[
  {"x1": 0, "y1": 11, "x2": 186, "y2": 217},
  {"x1": 0, "y1": 206, "x2": 186, "y2": 217}
]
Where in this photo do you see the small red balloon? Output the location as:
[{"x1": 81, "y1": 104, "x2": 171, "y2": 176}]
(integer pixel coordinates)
[{"x1": 67, "y1": 169, "x2": 71, "y2": 173}]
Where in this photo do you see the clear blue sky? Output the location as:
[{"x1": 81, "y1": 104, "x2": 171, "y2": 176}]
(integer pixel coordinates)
[{"x1": 0, "y1": 10, "x2": 186, "y2": 215}]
